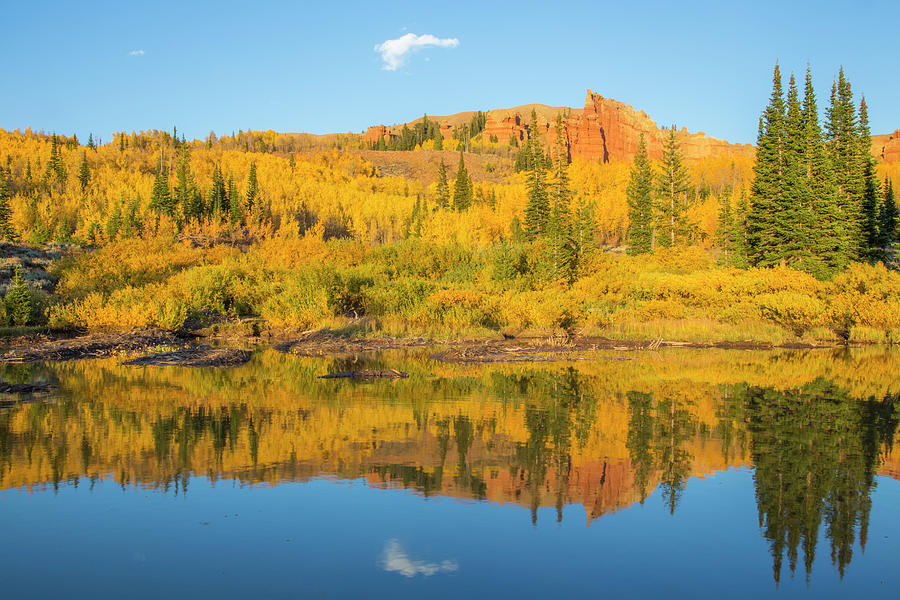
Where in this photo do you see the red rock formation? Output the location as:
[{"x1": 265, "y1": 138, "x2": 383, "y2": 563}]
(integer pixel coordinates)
[
  {"x1": 483, "y1": 112, "x2": 527, "y2": 145},
  {"x1": 873, "y1": 129, "x2": 900, "y2": 162},
  {"x1": 565, "y1": 90, "x2": 754, "y2": 163},
  {"x1": 363, "y1": 125, "x2": 393, "y2": 146}
]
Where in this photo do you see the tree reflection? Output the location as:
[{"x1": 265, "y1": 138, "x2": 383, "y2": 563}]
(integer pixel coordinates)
[
  {"x1": 0, "y1": 349, "x2": 898, "y2": 584},
  {"x1": 742, "y1": 381, "x2": 898, "y2": 582}
]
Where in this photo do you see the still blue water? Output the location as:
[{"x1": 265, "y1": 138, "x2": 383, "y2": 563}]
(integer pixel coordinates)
[{"x1": 1, "y1": 348, "x2": 898, "y2": 598}]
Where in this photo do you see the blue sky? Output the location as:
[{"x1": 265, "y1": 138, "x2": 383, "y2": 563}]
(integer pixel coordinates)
[{"x1": 2, "y1": 0, "x2": 897, "y2": 145}]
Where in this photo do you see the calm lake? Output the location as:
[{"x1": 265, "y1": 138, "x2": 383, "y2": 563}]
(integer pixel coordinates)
[{"x1": 1, "y1": 347, "x2": 899, "y2": 598}]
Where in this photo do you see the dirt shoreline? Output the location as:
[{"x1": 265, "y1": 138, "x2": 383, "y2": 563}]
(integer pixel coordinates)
[{"x1": 0, "y1": 327, "x2": 847, "y2": 366}]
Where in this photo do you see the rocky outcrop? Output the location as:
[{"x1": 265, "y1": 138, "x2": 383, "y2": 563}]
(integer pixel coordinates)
[
  {"x1": 873, "y1": 129, "x2": 900, "y2": 162},
  {"x1": 565, "y1": 90, "x2": 754, "y2": 162},
  {"x1": 363, "y1": 125, "x2": 393, "y2": 146},
  {"x1": 483, "y1": 112, "x2": 527, "y2": 145}
]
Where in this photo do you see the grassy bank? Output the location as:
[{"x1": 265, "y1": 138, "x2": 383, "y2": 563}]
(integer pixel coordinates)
[{"x1": 32, "y1": 234, "x2": 900, "y2": 345}]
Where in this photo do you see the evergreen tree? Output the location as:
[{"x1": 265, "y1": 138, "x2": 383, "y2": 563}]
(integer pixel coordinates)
[
  {"x1": 779, "y1": 74, "x2": 814, "y2": 266},
  {"x1": 452, "y1": 152, "x2": 472, "y2": 211},
  {"x1": 245, "y1": 161, "x2": 258, "y2": 213},
  {"x1": 208, "y1": 164, "x2": 227, "y2": 217},
  {"x1": 432, "y1": 127, "x2": 443, "y2": 151},
  {"x1": 825, "y1": 67, "x2": 864, "y2": 261},
  {"x1": 801, "y1": 66, "x2": 844, "y2": 275},
  {"x1": 858, "y1": 97, "x2": 882, "y2": 260},
  {"x1": 656, "y1": 126, "x2": 691, "y2": 247},
  {"x1": 550, "y1": 115, "x2": 572, "y2": 213},
  {"x1": 87, "y1": 133, "x2": 96, "y2": 150},
  {"x1": 546, "y1": 197, "x2": 575, "y2": 282},
  {"x1": 626, "y1": 133, "x2": 655, "y2": 254},
  {"x1": 747, "y1": 65, "x2": 787, "y2": 266},
  {"x1": 0, "y1": 177, "x2": 14, "y2": 240},
  {"x1": 288, "y1": 153, "x2": 295, "y2": 171},
  {"x1": 877, "y1": 177, "x2": 897, "y2": 251},
  {"x1": 228, "y1": 173, "x2": 241, "y2": 224},
  {"x1": 149, "y1": 153, "x2": 177, "y2": 221},
  {"x1": 730, "y1": 187, "x2": 751, "y2": 268},
  {"x1": 524, "y1": 110, "x2": 549, "y2": 236},
  {"x1": 5, "y1": 267, "x2": 31, "y2": 326},
  {"x1": 46, "y1": 134, "x2": 67, "y2": 191},
  {"x1": 174, "y1": 147, "x2": 203, "y2": 223},
  {"x1": 77, "y1": 152, "x2": 91, "y2": 193},
  {"x1": 435, "y1": 159, "x2": 450, "y2": 209},
  {"x1": 105, "y1": 202, "x2": 122, "y2": 241}
]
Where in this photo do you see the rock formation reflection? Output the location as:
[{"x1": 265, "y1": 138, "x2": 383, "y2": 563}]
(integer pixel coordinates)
[{"x1": 0, "y1": 347, "x2": 897, "y2": 582}]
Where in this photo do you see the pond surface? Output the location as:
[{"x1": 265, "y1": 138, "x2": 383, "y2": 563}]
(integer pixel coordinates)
[{"x1": 1, "y1": 347, "x2": 899, "y2": 598}]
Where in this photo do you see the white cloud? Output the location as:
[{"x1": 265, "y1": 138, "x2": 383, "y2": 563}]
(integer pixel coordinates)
[
  {"x1": 128, "y1": 49, "x2": 145, "y2": 56},
  {"x1": 380, "y1": 539, "x2": 459, "y2": 578},
  {"x1": 374, "y1": 33, "x2": 458, "y2": 71}
]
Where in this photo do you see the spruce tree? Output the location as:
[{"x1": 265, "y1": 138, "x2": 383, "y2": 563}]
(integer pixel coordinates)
[
  {"x1": 730, "y1": 187, "x2": 751, "y2": 268},
  {"x1": 208, "y1": 164, "x2": 227, "y2": 217},
  {"x1": 825, "y1": 68, "x2": 864, "y2": 262},
  {"x1": 546, "y1": 197, "x2": 575, "y2": 282},
  {"x1": 0, "y1": 177, "x2": 14, "y2": 241},
  {"x1": 5, "y1": 267, "x2": 31, "y2": 326},
  {"x1": 432, "y1": 127, "x2": 443, "y2": 150},
  {"x1": 877, "y1": 177, "x2": 897, "y2": 252},
  {"x1": 858, "y1": 96, "x2": 882, "y2": 260},
  {"x1": 106, "y1": 202, "x2": 122, "y2": 240},
  {"x1": 626, "y1": 133, "x2": 655, "y2": 255},
  {"x1": 524, "y1": 110, "x2": 549, "y2": 237},
  {"x1": 452, "y1": 152, "x2": 472, "y2": 211},
  {"x1": 550, "y1": 115, "x2": 572, "y2": 211},
  {"x1": 779, "y1": 74, "x2": 814, "y2": 266},
  {"x1": 46, "y1": 134, "x2": 67, "y2": 192},
  {"x1": 149, "y1": 153, "x2": 177, "y2": 221},
  {"x1": 228, "y1": 173, "x2": 241, "y2": 224},
  {"x1": 656, "y1": 126, "x2": 691, "y2": 247},
  {"x1": 747, "y1": 65, "x2": 786, "y2": 267},
  {"x1": 78, "y1": 152, "x2": 90, "y2": 193},
  {"x1": 801, "y1": 66, "x2": 843, "y2": 275},
  {"x1": 245, "y1": 161, "x2": 258, "y2": 213},
  {"x1": 435, "y1": 160, "x2": 450, "y2": 209}
]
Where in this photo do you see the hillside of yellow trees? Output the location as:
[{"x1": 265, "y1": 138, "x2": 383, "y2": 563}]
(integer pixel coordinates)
[{"x1": 0, "y1": 127, "x2": 899, "y2": 344}]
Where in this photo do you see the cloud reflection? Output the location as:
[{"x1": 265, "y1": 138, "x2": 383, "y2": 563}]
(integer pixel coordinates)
[{"x1": 381, "y1": 539, "x2": 458, "y2": 577}]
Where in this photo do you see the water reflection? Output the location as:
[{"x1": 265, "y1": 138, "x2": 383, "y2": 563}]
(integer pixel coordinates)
[
  {"x1": 381, "y1": 539, "x2": 459, "y2": 577},
  {"x1": 0, "y1": 347, "x2": 898, "y2": 584}
]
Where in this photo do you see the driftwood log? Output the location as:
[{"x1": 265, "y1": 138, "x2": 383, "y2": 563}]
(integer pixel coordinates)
[{"x1": 319, "y1": 369, "x2": 408, "y2": 380}]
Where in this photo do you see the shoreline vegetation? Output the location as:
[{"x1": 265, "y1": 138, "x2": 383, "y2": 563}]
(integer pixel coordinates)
[{"x1": 0, "y1": 66, "x2": 898, "y2": 356}]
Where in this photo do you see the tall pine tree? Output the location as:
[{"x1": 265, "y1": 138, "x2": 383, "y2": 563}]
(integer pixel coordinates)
[
  {"x1": 452, "y1": 152, "x2": 472, "y2": 211},
  {"x1": 801, "y1": 66, "x2": 844, "y2": 275},
  {"x1": 0, "y1": 177, "x2": 13, "y2": 241},
  {"x1": 656, "y1": 126, "x2": 691, "y2": 247},
  {"x1": 877, "y1": 177, "x2": 897, "y2": 253},
  {"x1": 858, "y1": 96, "x2": 882, "y2": 260},
  {"x1": 747, "y1": 65, "x2": 787, "y2": 267},
  {"x1": 524, "y1": 109, "x2": 549, "y2": 237},
  {"x1": 245, "y1": 161, "x2": 259, "y2": 213},
  {"x1": 825, "y1": 67, "x2": 864, "y2": 262},
  {"x1": 626, "y1": 133, "x2": 655, "y2": 255}
]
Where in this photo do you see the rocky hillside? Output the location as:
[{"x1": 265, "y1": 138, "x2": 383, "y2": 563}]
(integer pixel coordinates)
[{"x1": 364, "y1": 89, "x2": 898, "y2": 164}]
